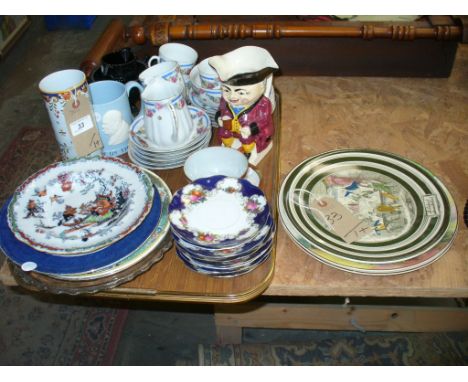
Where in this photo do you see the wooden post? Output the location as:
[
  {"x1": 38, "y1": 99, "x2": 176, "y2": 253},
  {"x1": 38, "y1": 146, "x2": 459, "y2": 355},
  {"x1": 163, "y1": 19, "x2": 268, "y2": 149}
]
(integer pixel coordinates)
[{"x1": 79, "y1": 18, "x2": 126, "y2": 79}]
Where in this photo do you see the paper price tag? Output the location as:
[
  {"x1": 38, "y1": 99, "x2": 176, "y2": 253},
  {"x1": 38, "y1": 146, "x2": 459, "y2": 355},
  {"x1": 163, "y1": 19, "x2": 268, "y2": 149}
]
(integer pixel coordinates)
[
  {"x1": 69, "y1": 114, "x2": 94, "y2": 137},
  {"x1": 64, "y1": 92, "x2": 102, "y2": 157},
  {"x1": 310, "y1": 196, "x2": 372, "y2": 243}
]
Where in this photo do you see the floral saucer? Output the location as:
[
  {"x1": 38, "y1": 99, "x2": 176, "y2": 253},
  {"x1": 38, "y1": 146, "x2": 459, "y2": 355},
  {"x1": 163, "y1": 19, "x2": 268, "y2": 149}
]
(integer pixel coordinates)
[
  {"x1": 178, "y1": 235, "x2": 273, "y2": 268},
  {"x1": 175, "y1": 239, "x2": 272, "y2": 277},
  {"x1": 171, "y1": 214, "x2": 274, "y2": 259},
  {"x1": 7, "y1": 157, "x2": 154, "y2": 255},
  {"x1": 169, "y1": 176, "x2": 270, "y2": 247},
  {"x1": 177, "y1": 233, "x2": 274, "y2": 267}
]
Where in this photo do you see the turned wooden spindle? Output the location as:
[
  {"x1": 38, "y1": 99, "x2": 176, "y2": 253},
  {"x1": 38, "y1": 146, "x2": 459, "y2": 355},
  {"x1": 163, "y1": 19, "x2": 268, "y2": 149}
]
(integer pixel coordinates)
[
  {"x1": 79, "y1": 18, "x2": 126, "y2": 79},
  {"x1": 126, "y1": 22, "x2": 463, "y2": 46}
]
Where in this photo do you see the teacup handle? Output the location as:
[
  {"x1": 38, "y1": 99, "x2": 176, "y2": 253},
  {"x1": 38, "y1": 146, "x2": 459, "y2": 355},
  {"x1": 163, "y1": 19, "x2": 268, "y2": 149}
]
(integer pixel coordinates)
[
  {"x1": 148, "y1": 55, "x2": 161, "y2": 67},
  {"x1": 124, "y1": 81, "x2": 145, "y2": 117}
]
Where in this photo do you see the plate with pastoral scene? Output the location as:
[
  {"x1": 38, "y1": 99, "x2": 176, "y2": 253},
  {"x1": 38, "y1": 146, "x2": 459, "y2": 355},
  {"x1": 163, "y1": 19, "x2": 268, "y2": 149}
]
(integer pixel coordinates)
[{"x1": 7, "y1": 156, "x2": 154, "y2": 256}]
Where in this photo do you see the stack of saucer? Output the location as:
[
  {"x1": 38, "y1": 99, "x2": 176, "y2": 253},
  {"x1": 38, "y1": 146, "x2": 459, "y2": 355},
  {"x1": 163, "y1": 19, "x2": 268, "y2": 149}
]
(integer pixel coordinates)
[
  {"x1": 168, "y1": 176, "x2": 275, "y2": 277},
  {"x1": 0, "y1": 156, "x2": 172, "y2": 294},
  {"x1": 188, "y1": 65, "x2": 222, "y2": 127},
  {"x1": 128, "y1": 105, "x2": 211, "y2": 170}
]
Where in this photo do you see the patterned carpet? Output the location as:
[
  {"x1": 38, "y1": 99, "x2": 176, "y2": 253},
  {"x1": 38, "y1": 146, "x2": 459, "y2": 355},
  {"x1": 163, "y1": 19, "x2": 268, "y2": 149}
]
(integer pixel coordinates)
[
  {"x1": 199, "y1": 331, "x2": 468, "y2": 366},
  {"x1": 0, "y1": 127, "x2": 128, "y2": 365}
]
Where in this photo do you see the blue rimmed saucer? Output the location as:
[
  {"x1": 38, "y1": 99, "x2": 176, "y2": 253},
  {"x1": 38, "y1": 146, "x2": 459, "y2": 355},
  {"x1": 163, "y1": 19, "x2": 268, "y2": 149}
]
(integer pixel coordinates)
[
  {"x1": 169, "y1": 176, "x2": 271, "y2": 248},
  {"x1": 171, "y1": 214, "x2": 275, "y2": 260}
]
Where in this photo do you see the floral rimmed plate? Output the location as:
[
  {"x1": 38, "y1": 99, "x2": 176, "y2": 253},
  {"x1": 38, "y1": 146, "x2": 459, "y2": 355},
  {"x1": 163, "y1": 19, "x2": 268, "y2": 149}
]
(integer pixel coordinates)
[
  {"x1": 169, "y1": 176, "x2": 270, "y2": 248},
  {"x1": 171, "y1": 214, "x2": 275, "y2": 259},
  {"x1": 0, "y1": 186, "x2": 161, "y2": 275},
  {"x1": 177, "y1": 234, "x2": 274, "y2": 269},
  {"x1": 7, "y1": 156, "x2": 154, "y2": 255},
  {"x1": 175, "y1": 240, "x2": 272, "y2": 278},
  {"x1": 46, "y1": 170, "x2": 171, "y2": 280},
  {"x1": 278, "y1": 149, "x2": 458, "y2": 274}
]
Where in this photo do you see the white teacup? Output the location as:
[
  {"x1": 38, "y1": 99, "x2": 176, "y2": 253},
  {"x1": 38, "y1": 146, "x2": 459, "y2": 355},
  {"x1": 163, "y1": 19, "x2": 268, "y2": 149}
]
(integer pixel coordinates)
[
  {"x1": 141, "y1": 77, "x2": 194, "y2": 148},
  {"x1": 148, "y1": 43, "x2": 198, "y2": 84},
  {"x1": 198, "y1": 58, "x2": 220, "y2": 89},
  {"x1": 189, "y1": 65, "x2": 222, "y2": 110}
]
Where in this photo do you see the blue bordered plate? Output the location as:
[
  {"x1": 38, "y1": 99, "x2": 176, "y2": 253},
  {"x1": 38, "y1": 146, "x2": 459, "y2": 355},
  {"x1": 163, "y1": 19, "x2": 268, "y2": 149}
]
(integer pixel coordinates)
[
  {"x1": 171, "y1": 214, "x2": 275, "y2": 260},
  {"x1": 0, "y1": 182, "x2": 162, "y2": 275},
  {"x1": 7, "y1": 156, "x2": 154, "y2": 256}
]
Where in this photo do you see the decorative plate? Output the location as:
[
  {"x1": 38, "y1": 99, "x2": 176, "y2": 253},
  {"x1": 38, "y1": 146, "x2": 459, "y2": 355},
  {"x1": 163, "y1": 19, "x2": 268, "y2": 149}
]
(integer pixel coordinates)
[
  {"x1": 175, "y1": 231, "x2": 273, "y2": 269},
  {"x1": 169, "y1": 176, "x2": 270, "y2": 247},
  {"x1": 7, "y1": 156, "x2": 154, "y2": 255},
  {"x1": 0, "y1": 184, "x2": 162, "y2": 274},
  {"x1": 171, "y1": 214, "x2": 274, "y2": 260},
  {"x1": 175, "y1": 240, "x2": 272, "y2": 277},
  {"x1": 302, "y1": 216, "x2": 457, "y2": 275},
  {"x1": 129, "y1": 106, "x2": 211, "y2": 153},
  {"x1": 278, "y1": 149, "x2": 458, "y2": 274},
  {"x1": 8, "y1": 239, "x2": 172, "y2": 295},
  {"x1": 46, "y1": 170, "x2": 172, "y2": 280}
]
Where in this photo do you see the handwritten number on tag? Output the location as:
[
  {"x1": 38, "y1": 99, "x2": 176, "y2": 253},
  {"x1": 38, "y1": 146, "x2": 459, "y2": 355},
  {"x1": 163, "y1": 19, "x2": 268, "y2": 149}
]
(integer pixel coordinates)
[
  {"x1": 325, "y1": 212, "x2": 342, "y2": 225},
  {"x1": 309, "y1": 196, "x2": 371, "y2": 244}
]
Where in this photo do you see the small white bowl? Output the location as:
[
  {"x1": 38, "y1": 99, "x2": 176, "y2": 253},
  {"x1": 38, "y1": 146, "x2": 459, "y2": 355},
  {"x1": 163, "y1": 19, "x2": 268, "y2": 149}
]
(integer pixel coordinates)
[{"x1": 184, "y1": 146, "x2": 248, "y2": 181}]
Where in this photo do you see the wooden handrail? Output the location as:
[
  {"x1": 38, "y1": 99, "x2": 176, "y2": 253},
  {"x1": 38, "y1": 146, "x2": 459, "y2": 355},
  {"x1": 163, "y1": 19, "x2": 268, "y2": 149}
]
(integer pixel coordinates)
[{"x1": 126, "y1": 22, "x2": 463, "y2": 46}]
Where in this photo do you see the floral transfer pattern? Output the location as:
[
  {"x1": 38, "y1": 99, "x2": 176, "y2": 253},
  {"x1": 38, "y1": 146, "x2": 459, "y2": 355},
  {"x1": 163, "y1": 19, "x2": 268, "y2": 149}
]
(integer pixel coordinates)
[
  {"x1": 169, "y1": 177, "x2": 267, "y2": 244},
  {"x1": 161, "y1": 67, "x2": 182, "y2": 84},
  {"x1": 42, "y1": 81, "x2": 89, "y2": 123},
  {"x1": 8, "y1": 157, "x2": 154, "y2": 255},
  {"x1": 25, "y1": 169, "x2": 133, "y2": 243},
  {"x1": 180, "y1": 64, "x2": 194, "y2": 79},
  {"x1": 144, "y1": 96, "x2": 186, "y2": 118},
  {"x1": 130, "y1": 106, "x2": 210, "y2": 150}
]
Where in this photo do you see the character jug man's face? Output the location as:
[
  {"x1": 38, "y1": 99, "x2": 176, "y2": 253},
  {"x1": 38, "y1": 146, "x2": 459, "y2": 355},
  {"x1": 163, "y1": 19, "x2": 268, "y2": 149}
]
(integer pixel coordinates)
[{"x1": 221, "y1": 81, "x2": 266, "y2": 108}]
